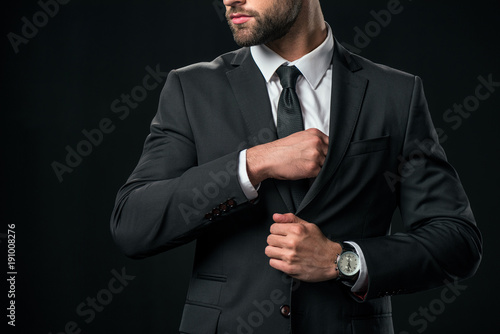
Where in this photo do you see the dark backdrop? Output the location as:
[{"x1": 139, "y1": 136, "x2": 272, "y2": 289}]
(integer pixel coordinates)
[{"x1": 2, "y1": 1, "x2": 499, "y2": 333}]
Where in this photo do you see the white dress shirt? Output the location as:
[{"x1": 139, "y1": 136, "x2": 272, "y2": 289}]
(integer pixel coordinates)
[{"x1": 237, "y1": 23, "x2": 368, "y2": 294}]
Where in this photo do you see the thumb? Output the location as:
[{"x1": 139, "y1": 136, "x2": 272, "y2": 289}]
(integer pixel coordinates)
[{"x1": 273, "y1": 213, "x2": 299, "y2": 224}]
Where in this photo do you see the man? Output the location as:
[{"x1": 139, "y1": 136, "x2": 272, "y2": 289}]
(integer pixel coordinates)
[{"x1": 111, "y1": 0, "x2": 482, "y2": 333}]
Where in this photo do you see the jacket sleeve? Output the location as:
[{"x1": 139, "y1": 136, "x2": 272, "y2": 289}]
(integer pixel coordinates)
[
  {"x1": 110, "y1": 70, "x2": 251, "y2": 259},
  {"x1": 353, "y1": 76, "x2": 482, "y2": 300}
]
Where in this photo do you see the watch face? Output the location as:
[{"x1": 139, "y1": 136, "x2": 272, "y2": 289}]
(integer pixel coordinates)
[{"x1": 338, "y1": 251, "x2": 360, "y2": 276}]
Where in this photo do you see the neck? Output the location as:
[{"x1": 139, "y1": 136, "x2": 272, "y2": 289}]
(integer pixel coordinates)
[{"x1": 265, "y1": 1, "x2": 327, "y2": 62}]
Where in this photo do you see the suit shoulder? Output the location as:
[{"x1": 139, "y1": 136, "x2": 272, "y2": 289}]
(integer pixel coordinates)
[
  {"x1": 172, "y1": 48, "x2": 243, "y2": 77},
  {"x1": 351, "y1": 52, "x2": 417, "y2": 85},
  {"x1": 351, "y1": 54, "x2": 421, "y2": 96}
]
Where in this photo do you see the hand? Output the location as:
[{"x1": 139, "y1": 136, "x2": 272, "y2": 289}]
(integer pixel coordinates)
[
  {"x1": 265, "y1": 213, "x2": 341, "y2": 282},
  {"x1": 246, "y1": 128, "x2": 329, "y2": 186}
]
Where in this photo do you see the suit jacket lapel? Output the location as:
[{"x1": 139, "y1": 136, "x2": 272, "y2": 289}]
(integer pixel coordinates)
[
  {"x1": 226, "y1": 48, "x2": 277, "y2": 146},
  {"x1": 297, "y1": 40, "x2": 368, "y2": 213},
  {"x1": 226, "y1": 48, "x2": 295, "y2": 212}
]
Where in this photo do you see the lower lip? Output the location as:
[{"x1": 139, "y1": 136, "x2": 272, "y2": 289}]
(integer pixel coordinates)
[{"x1": 232, "y1": 16, "x2": 252, "y2": 24}]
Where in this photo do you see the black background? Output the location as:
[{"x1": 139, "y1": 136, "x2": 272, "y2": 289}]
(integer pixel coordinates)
[{"x1": 2, "y1": 0, "x2": 499, "y2": 333}]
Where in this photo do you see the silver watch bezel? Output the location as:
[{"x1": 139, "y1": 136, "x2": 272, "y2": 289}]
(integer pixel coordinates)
[{"x1": 337, "y1": 250, "x2": 360, "y2": 278}]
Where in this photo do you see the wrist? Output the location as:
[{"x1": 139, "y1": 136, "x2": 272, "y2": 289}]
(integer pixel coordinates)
[
  {"x1": 328, "y1": 241, "x2": 343, "y2": 280},
  {"x1": 246, "y1": 146, "x2": 270, "y2": 186}
]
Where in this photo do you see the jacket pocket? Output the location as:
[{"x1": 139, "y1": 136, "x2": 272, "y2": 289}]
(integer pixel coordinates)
[
  {"x1": 196, "y1": 273, "x2": 227, "y2": 282},
  {"x1": 186, "y1": 273, "x2": 227, "y2": 305},
  {"x1": 345, "y1": 135, "x2": 390, "y2": 157},
  {"x1": 350, "y1": 314, "x2": 394, "y2": 334},
  {"x1": 179, "y1": 303, "x2": 221, "y2": 334}
]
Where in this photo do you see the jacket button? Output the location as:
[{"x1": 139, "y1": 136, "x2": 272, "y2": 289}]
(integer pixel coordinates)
[
  {"x1": 219, "y1": 203, "x2": 228, "y2": 212},
  {"x1": 212, "y1": 208, "x2": 221, "y2": 217},
  {"x1": 280, "y1": 305, "x2": 291, "y2": 318}
]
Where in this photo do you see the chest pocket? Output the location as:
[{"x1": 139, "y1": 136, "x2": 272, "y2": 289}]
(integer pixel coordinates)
[{"x1": 344, "y1": 135, "x2": 390, "y2": 157}]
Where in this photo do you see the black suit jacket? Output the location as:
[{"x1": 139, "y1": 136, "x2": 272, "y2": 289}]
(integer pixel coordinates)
[{"x1": 111, "y1": 40, "x2": 482, "y2": 333}]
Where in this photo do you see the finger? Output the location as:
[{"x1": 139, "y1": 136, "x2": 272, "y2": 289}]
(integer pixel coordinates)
[
  {"x1": 317, "y1": 134, "x2": 329, "y2": 156},
  {"x1": 308, "y1": 128, "x2": 329, "y2": 146},
  {"x1": 272, "y1": 213, "x2": 296, "y2": 224},
  {"x1": 269, "y1": 258, "x2": 294, "y2": 274},
  {"x1": 321, "y1": 140, "x2": 329, "y2": 156},
  {"x1": 323, "y1": 134, "x2": 329, "y2": 146},
  {"x1": 266, "y1": 234, "x2": 288, "y2": 247},
  {"x1": 278, "y1": 213, "x2": 307, "y2": 226},
  {"x1": 265, "y1": 245, "x2": 286, "y2": 259},
  {"x1": 318, "y1": 152, "x2": 327, "y2": 167},
  {"x1": 308, "y1": 130, "x2": 328, "y2": 158},
  {"x1": 319, "y1": 132, "x2": 329, "y2": 147},
  {"x1": 269, "y1": 222, "x2": 291, "y2": 236}
]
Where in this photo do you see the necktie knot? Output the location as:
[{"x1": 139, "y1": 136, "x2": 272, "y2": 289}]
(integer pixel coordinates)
[{"x1": 276, "y1": 65, "x2": 302, "y2": 90}]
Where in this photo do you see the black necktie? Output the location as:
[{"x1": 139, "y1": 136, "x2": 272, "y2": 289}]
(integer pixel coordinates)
[{"x1": 276, "y1": 65, "x2": 309, "y2": 210}]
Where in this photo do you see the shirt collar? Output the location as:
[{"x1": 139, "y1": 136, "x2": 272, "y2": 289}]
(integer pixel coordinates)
[{"x1": 250, "y1": 22, "x2": 334, "y2": 90}]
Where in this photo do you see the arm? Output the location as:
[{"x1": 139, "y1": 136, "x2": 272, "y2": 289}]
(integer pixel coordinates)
[
  {"x1": 261, "y1": 77, "x2": 482, "y2": 297},
  {"x1": 354, "y1": 76, "x2": 482, "y2": 299},
  {"x1": 110, "y1": 71, "x2": 250, "y2": 258}
]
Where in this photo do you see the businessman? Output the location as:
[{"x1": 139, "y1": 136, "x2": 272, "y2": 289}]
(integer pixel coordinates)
[{"x1": 111, "y1": 0, "x2": 482, "y2": 333}]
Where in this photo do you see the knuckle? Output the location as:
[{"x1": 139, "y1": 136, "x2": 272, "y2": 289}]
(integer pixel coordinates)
[
  {"x1": 308, "y1": 149, "x2": 320, "y2": 160},
  {"x1": 306, "y1": 160, "x2": 318, "y2": 172},
  {"x1": 308, "y1": 128, "x2": 320, "y2": 136},
  {"x1": 310, "y1": 136, "x2": 322, "y2": 147},
  {"x1": 286, "y1": 252, "x2": 298, "y2": 264},
  {"x1": 297, "y1": 224, "x2": 307, "y2": 234},
  {"x1": 290, "y1": 226, "x2": 301, "y2": 235},
  {"x1": 315, "y1": 135, "x2": 323, "y2": 143}
]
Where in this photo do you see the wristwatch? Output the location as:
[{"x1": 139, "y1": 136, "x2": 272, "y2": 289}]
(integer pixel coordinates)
[{"x1": 335, "y1": 242, "x2": 360, "y2": 282}]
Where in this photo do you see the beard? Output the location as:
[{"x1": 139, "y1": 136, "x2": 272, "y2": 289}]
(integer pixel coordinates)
[{"x1": 226, "y1": 0, "x2": 302, "y2": 47}]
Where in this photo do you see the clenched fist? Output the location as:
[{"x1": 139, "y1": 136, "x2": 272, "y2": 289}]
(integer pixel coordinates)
[
  {"x1": 246, "y1": 128, "x2": 328, "y2": 186},
  {"x1": 265, "y1": 213, "x2": 341, "y2": 282}
]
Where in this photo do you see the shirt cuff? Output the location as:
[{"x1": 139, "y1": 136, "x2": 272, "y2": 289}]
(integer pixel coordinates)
[
  {"x1": 344, "y1": 241, "x2": 368, "y2": 294},
  {"x1": 237, "y1": 149, "x2": 259, "y2": 200}
]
